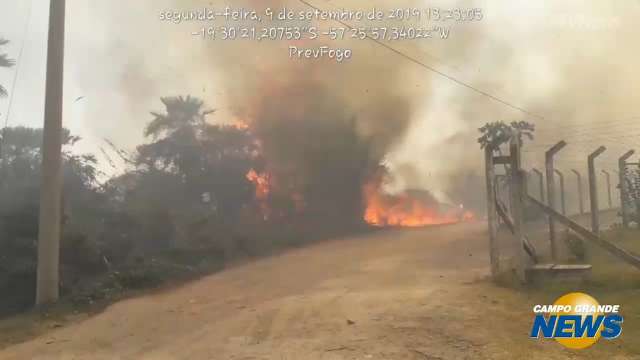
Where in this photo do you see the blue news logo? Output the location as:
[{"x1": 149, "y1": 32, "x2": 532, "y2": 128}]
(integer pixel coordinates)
[{"x1": 529, "y1": 292, "x2": 623, "y2": 349}]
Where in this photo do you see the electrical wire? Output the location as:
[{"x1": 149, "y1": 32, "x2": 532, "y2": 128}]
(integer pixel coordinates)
[
  {"x1": 3, "y1": 0, "x2": 33, "y2": 129},
  {"x1": 295, "y1": 0, "x2": 545, "y2": 120}
]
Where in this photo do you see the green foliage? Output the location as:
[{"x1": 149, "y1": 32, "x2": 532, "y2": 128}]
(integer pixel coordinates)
[
  {"x1": 563, "y1": 230, "x2": 587, "y2": 262},
  {"x1": 0, "y1": 93, "x2": 377, "y2": 316},
  {"x1": 250, "y1": 85, "x2": 378, "y2": 227},
  {"x1": 477, "y1": 121, "x2": 535, "y2": 150},
  {"x1": 60, "y1": 232, "x2": 106, "y2": 275},
  {"x1": 0, "y1": 127, "x2": 109, "y2": 314},
  {"x1": 0, "y1": 97, "x2": 248, "y2": 314},
  {"x1": 145, "y1": 96, "x2": 215, "y2": 139},
  {"x1": 111, "y1": 267, "x2": 165, "y2": 290},
  {"x1": 132, "y1": 96, "x2": 258, "y2": 238}
]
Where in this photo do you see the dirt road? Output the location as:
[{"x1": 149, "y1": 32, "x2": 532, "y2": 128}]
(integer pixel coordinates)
[{"x1": 0, "y1": 223, "x2": 632, "y2": 359}]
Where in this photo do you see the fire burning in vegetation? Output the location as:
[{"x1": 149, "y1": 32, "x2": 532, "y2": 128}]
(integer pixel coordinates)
[
  {"x1": 461, "y1": 210, "x2": 475, "y2": 222},
  {"x1": 232, "y1": 119, "x2": 250, "y2": 130},
  {"x1": 246, "y1": 168, "x2": 271, "y2": 219},
  {"x1": 237, "y1": 115, "x2": 474, "y2": 228},
  {"x1": 363, "y1": 174, "x2": 474, "y2": 227},
  {"x1": 226, "y1": 74, "x2": 473, "y2": 228},
  {"x1": 246, "y1": 169, "x2": 271, "y2": 200}
]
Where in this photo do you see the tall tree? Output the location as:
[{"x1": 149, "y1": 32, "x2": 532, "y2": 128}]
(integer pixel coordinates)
[
  {"x1": 131, "y1": 96, "x2": 258, "y2": 246},
  {"x1": 138, "y1": 95, "x2": 215, "y2": 173},
  {"x1": 0, "y1": 38, "x2": 15, "y2": 98},
  {"x1": 0, "y1": 127, "x2": 102, "y2": 313},
  {"x1": 0, "y1": 127, "x2": 100, "y2": 217}
]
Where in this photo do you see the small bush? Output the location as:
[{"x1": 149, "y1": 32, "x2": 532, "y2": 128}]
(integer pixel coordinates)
[
  {"x1": 563, "y1": 230, "x2": 586, "y2": 262},
  {"x1": 61, "y1": 232, "x2": 107, "y2": 275},
  {"x1": 112, "y1": 266, "x2": 165, "y2": 290}
]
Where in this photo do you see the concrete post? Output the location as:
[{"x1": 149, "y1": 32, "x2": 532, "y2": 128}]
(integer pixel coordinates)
[
  {"x1": 495, "y1": 174, "x2": 508, "y2": 212},
  {"x1": 571, "y1": 169, "x2": 585, "y2": 215},
  {"x1": 612, "y1": 169, "x2": 620, "y2": 208},
  {"x1": 602, "y1": 170, "x2": 613, "y2": 209},
  {"x1": 619, "y1": 150, "x2": 635, "y2": 228},
  {"x1": 554, "y1": 169, "x2": 566, "y2": 215},
  {"x1": 509, "y1": 136, "x2": 526, "y2": 283},
  {"x1": 588, "y1": 146, "x2": 607, "y2": 234},
  {"x1": 545, "y1": 141, "x2": 567, "y2": 261},
  {"x1": 531, "y1": 168, "x2": 545, "y2": 203},
  {"x1": 37, "y1": 0, "x2": 66, "y2": 305},
  {"x1": 484, "y1": 147, "x2": 499, "y2": 277}
]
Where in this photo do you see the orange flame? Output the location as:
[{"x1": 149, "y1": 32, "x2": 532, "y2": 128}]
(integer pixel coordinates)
[
  {"x1": 363, "y1": 178, "x2": 472, "y2": 227},
  {"x1": 462, "y1": 211, "x2": 475, "y2": 221},
  {"x1": 231, "y1": 119, "x2": 250, "y2": 130},
  {"x1": 246, "y1": 169, "x2": 271, "y2": 200},
  {"x1": 246, "y1": 169, "x2": 271, "y2": 219}
]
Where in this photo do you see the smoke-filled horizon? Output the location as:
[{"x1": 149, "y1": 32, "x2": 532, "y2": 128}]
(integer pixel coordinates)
[{"x1": 2, "y1": 0, "x2": 640, "y2": 211}]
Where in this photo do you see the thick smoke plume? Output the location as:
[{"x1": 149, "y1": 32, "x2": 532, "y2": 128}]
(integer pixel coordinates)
[
  {"x1": 64, "y1": 0, "x2": 640, "y2": 216},
  {"x1": 149, "y1": 0, "x2": 451, "y2": 222}
]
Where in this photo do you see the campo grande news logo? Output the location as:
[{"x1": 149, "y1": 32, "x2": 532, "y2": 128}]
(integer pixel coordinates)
[{"x1": 530, "y1": 292, "x2": 623, "y2": 349}]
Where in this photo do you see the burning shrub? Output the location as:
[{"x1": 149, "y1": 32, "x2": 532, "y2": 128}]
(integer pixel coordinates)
[{"x1": 363, "y1": 168, "x2": 469, "y2": 227}]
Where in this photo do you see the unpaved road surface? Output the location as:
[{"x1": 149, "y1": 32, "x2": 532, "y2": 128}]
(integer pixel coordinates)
[{"x1": 0, "y1": 223, "x2": 632, "y2": 359}]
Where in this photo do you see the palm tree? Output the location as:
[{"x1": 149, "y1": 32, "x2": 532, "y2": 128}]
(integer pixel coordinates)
[
  {"x1": 145, "y1": 95, "x2": 215, "y2": 139},
  {"x1": 138, "y1": 95, "x2": 216, "y2": 172},
  {"x1": 0, "y1": 38, "x2": 15, "y2": 98}
]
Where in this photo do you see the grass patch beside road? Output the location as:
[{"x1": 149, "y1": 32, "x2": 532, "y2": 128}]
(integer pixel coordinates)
[{"x1": 523, "y1": 228, "x2": 640, "y2": 354}]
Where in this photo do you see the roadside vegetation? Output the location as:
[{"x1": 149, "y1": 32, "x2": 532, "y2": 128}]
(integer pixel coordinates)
[{"x1": 0, "y1": 95, "x2": 373, "y2": 319}]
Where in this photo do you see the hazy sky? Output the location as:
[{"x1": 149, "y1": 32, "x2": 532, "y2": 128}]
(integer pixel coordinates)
[
  {"x1": 1, "y1": 1, "x2": 639, "y2": 199},
  {"x1": 1, "y1": 0, "x2": 206, "y2": 157},
  {"x1": 0, "y1": 0, "x2": 49, "y2": 129}
]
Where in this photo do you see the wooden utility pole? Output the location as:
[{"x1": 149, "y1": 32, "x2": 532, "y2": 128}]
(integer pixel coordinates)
[
  {"x1": 571, "y1": 169, "x2": 585, "y2": 215},
  {"x1": 545, "y1": 141, "x2": 566, "y2": 261},
  {"x1": 36, "y1": 0, "x2": 66, "y2": 305},
  {"x1": 588, "y1": 146, "x2": 606, "y2": 234}
]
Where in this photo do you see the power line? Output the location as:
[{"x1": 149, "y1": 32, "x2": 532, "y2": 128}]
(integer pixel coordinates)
[
  {"x1": 295, "y1": 0, "x2": 545, "y2": 120},
  {"x1": 1, "y1": 0, "x2": 33, "y2": 164},
  {"x1": 534, "y1": 118, "x2": 640, "y2": 136},
  {"x1": 524, "y1": 125, "x2": 640, "y2": 146},
  {"x1": 3, "y1": 0, "x2": 34, "y2": 129},
  {"x1": 525, "y1": 135, "x2": 640, "y2": 150}
]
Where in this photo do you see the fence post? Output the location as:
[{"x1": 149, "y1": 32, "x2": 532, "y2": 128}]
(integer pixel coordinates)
[
  {"x1": 571, "y1": 169, "x2": 585, "y2": 215},
  {"x1": 484, "y1": 146, "x2": 499, "y2": 277},
  {"x1": 588, "y1": 146, "x2": 607, "y2": 233},
  {"x1": 495, "y1": 174, "x2": 509, "y2": 212},
  {"x1": 545, "y1": 141, "x2": 567, "y2": 261},
  {"x1": 619, "y1": 150, "x2": 635, "y2": 228},
  {"x1": 509, "y1": 136, "x2": 526, "y2": 283},
  {"x1": 554, "y1": 169, "x2": 566, "y2": 215},
  {"x1": 531, "y1": 168, "x2": 545, "y2": 203},
  {"x1": 613, "y1": 170, "x2": 620, "y2": 207},
  {"x1": 602, "y1": 170, "x2": 612, "y2": 209}
]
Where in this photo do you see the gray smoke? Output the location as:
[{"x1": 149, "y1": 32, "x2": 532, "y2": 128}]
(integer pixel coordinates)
[{"x1": 64, "y1": 0, "x2": 640, "y2": 212}]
